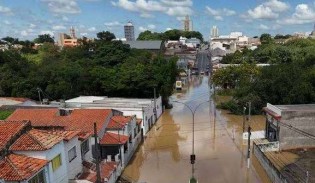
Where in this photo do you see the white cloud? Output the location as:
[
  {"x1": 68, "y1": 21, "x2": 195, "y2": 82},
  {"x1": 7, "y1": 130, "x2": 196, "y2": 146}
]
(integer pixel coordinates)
[
  {"x1": 258, "y1": 24, "x2": 269, "y2": 30},
  {"x1": 111, "y1": 0, "x2": 193, "y2": 18},
  {"x1": 0, "y1": 5, "x2": 13, "y2": 15},
  {"x1": 30, "y1": 23, "x2": 36, "y2": 28},
  {"x1": 104, "y1": 21, "x2": 123, "y2": 27},
  {"x1": 280, "y1": 4, "x2": 315, "y2": 25},
  {"x1": 40, "y1": 30, "x2": 54, "y2": 36},
  {"x1": 205, "y1": 6, "x2": 235, "y2": 20},
  {"x1": 88, "y1": 27, "x2": 96, "y2": 32},
  {"x1": 264, "y1": 0, "x2": 289, "y2": 12},
  {"x1": 139, "y1": 24, "x2": 156, "y2": 32},
  {"x1": 80, "y1": 32, "x2": 88, "y2": 36},
  {"x1": 214, "y1": 16, "x2": 223, "y2": 21},
  {"x1": 21, "y1": 30, "x2": 29, "y2": 37},
  {"x1": 148, "y1": 24, "x2": 156, "y2": 29},
  {"x1": 4, "y1": 20, "x2": 11, "y2": 25},
  {"x1": 41, "y1": 0, "x2": 81, "y2": 14},
  {"x1": 62, "y1": 16, "x2": 69, "y2": 21},
  {"x1": 245, "y1": 0, "x2": 289, "y2": 20},
  {"x1": 248, "y1": 5, "x2": 278, "y2": 19},
  {"x1": 52, "y1": 25, "x2": 66, "y2": 31},
  {"x1": 166, "y1": 27, "x2": 172, "y2": 31}
]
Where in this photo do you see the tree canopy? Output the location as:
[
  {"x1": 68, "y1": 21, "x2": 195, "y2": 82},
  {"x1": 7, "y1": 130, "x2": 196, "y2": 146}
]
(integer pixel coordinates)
[
  {"x1": 0, "y1": 31, "x2": 178, "y2": 106},
  {"x1": 137, "y1": 29, "x2": 204, "y2": 42},
  {"x1": 34, "y1": 34, "x2": 54, "y2": 43},
  {"x1": 214, "y1": 37, "x2": 315, "y2": 114}
]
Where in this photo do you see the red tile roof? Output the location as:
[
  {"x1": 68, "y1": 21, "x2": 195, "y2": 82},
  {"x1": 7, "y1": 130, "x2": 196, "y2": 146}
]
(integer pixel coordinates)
[
  {"x1": 100, "y1": 132, "x2": 129, "y2": 145},
  {"x1": 6, "y1": 108, "x2": 63, "y2": 127},
  {"x1": 7, "y1": 108, "x2": 112, "y2": 136},
  {"x1": 39, "y1": 129, "x2": 80, "y2": 141},
  {"x1": 80, "y1": 161, "x2": 118, "y2": 182},
  {"x1": 0, "y1": 120, "x2": 30, "y2": 151},
  {"x1": 10, "y1": 129, "x2": 64, "y2": 151},
  {"x1": 107, "y1": 116, "x2": 133, "y2": 129},
  {"x1": 0, "y1": 153, "x2": 47, "y2": 181}
]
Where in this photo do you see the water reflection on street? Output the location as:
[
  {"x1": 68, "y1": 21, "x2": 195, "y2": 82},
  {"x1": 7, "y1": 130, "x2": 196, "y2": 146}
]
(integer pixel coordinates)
[{"x1": 122, "y1": 76, "x2": 270, "y2": 183}]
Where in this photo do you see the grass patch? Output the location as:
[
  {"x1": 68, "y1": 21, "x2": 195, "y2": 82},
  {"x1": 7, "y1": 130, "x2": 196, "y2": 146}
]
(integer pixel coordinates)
[{"x1": 0, "y1": 110, "x2": 14, "y2": 120}]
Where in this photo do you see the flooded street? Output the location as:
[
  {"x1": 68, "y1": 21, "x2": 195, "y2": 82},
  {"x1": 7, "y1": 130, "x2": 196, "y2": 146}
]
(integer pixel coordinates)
[{"x1": 122, "y1": 76, "x2": 270, "y2": 183}]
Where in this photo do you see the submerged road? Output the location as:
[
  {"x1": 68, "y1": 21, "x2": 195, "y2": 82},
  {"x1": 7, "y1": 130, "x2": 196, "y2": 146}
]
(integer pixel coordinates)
[{"x1": 122, "y1": 76, "x2": 270, "y2": 183}]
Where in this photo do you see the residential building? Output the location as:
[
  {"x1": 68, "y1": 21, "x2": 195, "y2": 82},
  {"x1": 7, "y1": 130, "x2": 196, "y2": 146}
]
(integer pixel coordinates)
[
  {"x1": 65, "y1": 96, "x2": 163, "y2": 135},
  {"x1": 6, "y1": 108, "x2": 142, "y2": 183},
  {"x1": 58, "y1": 27, "x2": 79, "y2": 47},
  {"x1": 124, "y1": 21, "x2": 135, "y2": 41},
  {"x1": 253, "y1": 103, "x2": 315, "y2": 183},
  {"x1": 100, "y1": 115, "x2": 142, "y2": 167},
  {"x1": 0, "y1": 121, "x2": 56, "y2": 183},
  {"x1": 262, "y1": 103, "x2": 315, "y2": 150}
]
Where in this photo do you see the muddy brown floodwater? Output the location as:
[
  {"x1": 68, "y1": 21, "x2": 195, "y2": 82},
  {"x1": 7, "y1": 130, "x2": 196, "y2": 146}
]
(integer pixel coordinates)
[{"x1": 122, "y1": 76, "x2": 271, "y2": 183}]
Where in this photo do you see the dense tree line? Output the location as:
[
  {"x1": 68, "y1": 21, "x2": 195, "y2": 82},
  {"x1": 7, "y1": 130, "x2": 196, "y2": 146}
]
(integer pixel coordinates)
[
  {"x1": 0, "y1": 32, "x2": 178, "y2": 106},
  {"x1": 137, "y1": 29, "x2": 204, "y2": 42},
  {"x1": 213, "y1": 36, "x2": 315, "y2": 114}
]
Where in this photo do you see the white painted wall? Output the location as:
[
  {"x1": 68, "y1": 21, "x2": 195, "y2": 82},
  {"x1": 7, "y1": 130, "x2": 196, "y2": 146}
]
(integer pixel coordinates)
[
  {"x1": 81, "y1": 138, "x2": 93, "y2": 162},
  {"x1": 65, "y1": 137, "x2": 83, "y2": 179},
  {"x1": 13, "y1": 142, "x2": 68, "y2": 183}
]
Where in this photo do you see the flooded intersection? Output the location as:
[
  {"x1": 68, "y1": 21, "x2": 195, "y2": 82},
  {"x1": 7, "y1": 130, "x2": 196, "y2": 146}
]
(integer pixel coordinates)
[{"x1": 122, "y1": 76, "x2": 270, "y2": 183}]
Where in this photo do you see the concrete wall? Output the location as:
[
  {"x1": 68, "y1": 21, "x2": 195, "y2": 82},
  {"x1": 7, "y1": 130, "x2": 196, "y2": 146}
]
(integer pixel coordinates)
[
  {"x1": 253, "y1": 143, "x2": 284, "y2": 183},
  {"x1": 279, "y1": 110, "x2": 315, "y2": 150}
]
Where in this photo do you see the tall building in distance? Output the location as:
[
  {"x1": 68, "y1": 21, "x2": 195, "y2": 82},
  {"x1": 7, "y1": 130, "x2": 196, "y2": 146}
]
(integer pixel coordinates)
[
  {"x1": 124, "y1": 21, "x2": 135, "y2": 41},
  {"x1": 183, "y1": 15, "x2": 193, "y2": 31},
  {"x1": 70, "y1": 26, "x2": 76, "y2": 39},
  {"x1": 211, "y1": 26, "x2": 219, "y2": 38}
]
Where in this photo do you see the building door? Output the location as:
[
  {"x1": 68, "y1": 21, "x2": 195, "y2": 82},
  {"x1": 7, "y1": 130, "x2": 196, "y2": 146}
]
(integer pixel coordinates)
[{"x1": 267, "y1": 123, "x2": 278, "y2": 142}]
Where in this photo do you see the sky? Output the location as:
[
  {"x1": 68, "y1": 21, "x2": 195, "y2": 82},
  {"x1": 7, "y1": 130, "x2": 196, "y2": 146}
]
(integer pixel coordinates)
[{"x1": 1, "y1": 0, "x2": 315, "y2": 41}]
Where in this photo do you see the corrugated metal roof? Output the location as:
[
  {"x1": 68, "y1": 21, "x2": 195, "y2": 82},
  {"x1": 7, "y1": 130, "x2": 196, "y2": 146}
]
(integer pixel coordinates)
[{"x1": 124, "y1": 40, "x2": 162, "y2": 50}]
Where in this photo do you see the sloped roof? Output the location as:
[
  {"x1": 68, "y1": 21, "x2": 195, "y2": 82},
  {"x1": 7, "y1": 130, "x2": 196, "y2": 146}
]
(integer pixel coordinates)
[
  {"x1": 10, "y1": 129, "x2": 64, "y2": 151},
  {"x1": 107, "y1": 116, "x2": 133, "y2": 129},
  {"x1": 80, "y1": 161, "x2": 118, "y2": 182},
  {"x1": 7, "y1": 108, "x2": 112, "y2": 135},
  {"x1": 124, "y1": 40, "x2": 162, "y2": 50},
  {"x1": 0, "y1": 153, "x2": 47, "y2": 181},
  {"x1": 100, "y1": 132, "x2": 129, "y2": 145},
  {"x1": 6, "y1": 108, "x2": 62, "y2": 127},
  {"x1": 0, "y1": 120, "x2": 30, "y2": 151}
]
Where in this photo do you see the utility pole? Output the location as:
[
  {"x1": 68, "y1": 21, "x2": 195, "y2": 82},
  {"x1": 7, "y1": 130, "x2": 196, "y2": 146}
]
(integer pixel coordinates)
[
  {"x1": 247, "y1": 125, "x2": 251, "y2": 169},
  {"x1": 247, "y1": 102, "x2": 251, "y2": 169},
  {"x1": 94, "y1": 123, "x2": 101, "y2": 183},
  {"x1": 243, "y1": 107, "x2": 246, "y2": 132},
  {"x1": 153, "y1": 88, "x2": 157, "y2": 122}
]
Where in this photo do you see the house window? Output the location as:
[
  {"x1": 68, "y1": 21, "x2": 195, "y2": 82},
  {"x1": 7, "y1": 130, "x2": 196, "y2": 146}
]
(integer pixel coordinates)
[
  {"x1": 28, "y1": 170, "x2": 46, "y2": 183},
  {"x1": 52, "y1": 154, "x2": 62, "y2": 171},
  {"x1": 68, "y1": 146, "x2": 77, "y2": 162},
  {"x1": 129, "y1": 135, "x2": 132, "y2": 143},
  {"x1": 81, "y1": 140, "x2": 89, "y2": 155}
]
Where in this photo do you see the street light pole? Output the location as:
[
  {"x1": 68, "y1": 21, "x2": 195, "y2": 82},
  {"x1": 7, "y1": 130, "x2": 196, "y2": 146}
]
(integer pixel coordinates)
[{"x1": 173, "y1": 100, "x2": 209, "y2": 181}]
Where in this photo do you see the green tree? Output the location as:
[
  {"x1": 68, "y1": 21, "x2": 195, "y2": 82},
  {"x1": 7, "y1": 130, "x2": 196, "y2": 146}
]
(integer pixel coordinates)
[
  {"x1": 34, "y1": 34, "x2": 54, "y2": 43},
  {"x1": 260, "y1": 33, "x2": 273, "y2": 44},
  {"x1": 96, "y1": 31, "x2": 116, "y2": 41}
]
